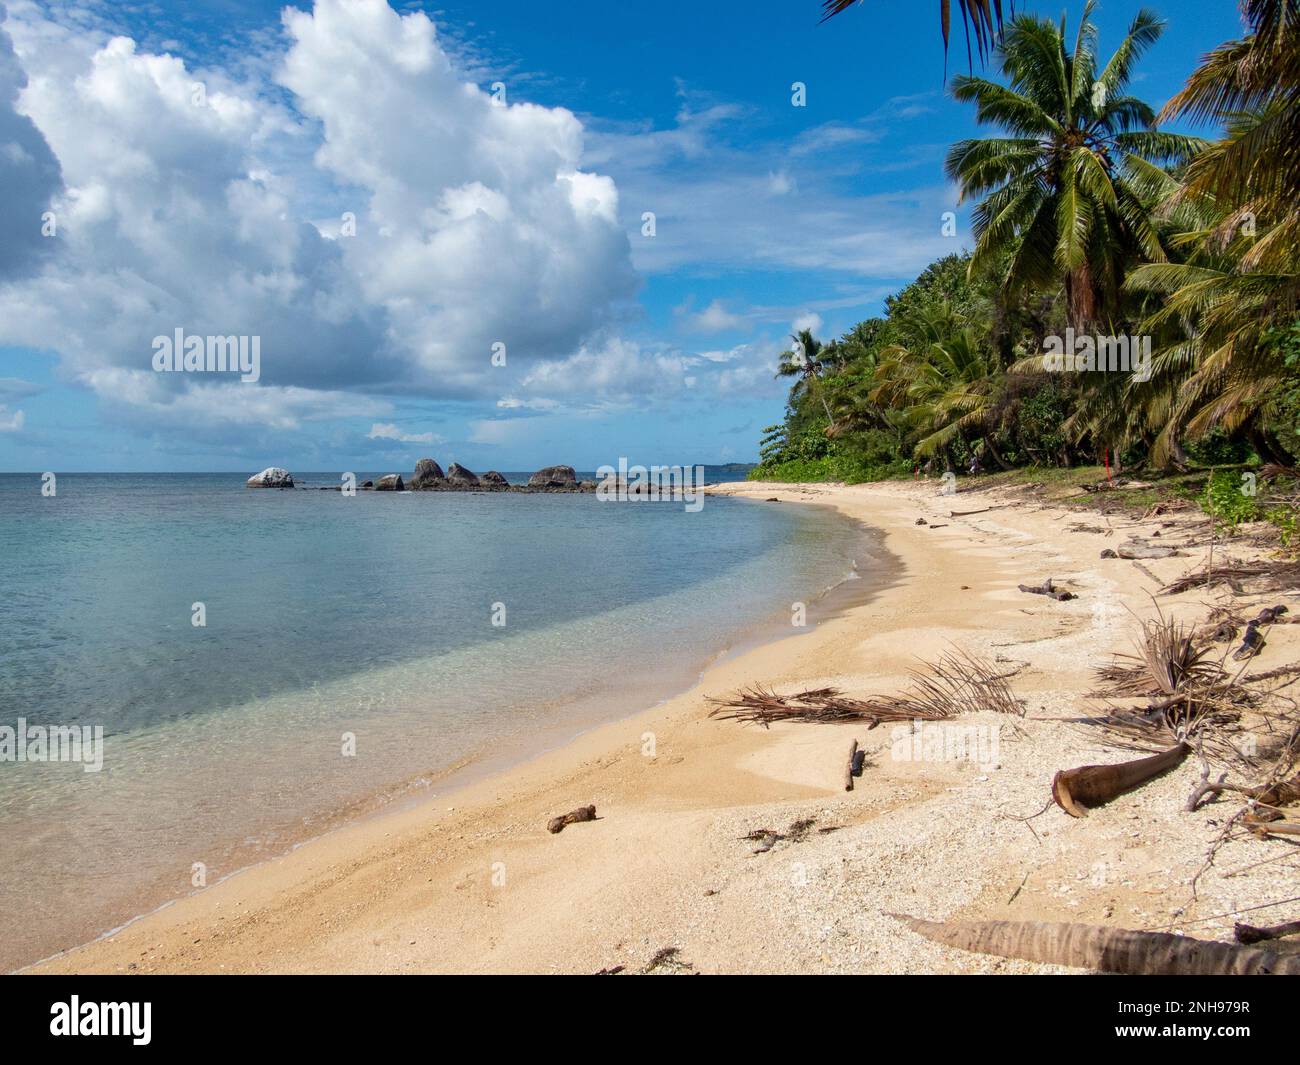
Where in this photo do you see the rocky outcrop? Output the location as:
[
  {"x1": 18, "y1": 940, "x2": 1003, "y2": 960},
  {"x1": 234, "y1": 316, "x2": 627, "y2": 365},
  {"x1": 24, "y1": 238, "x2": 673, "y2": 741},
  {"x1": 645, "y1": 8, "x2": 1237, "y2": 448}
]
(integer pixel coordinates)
[
  {"x1": 528, "y1": 465, "x2": 577, "y2": 488},
  {"x1": 247, "y1": 467, "x2": 294, "y2": 488},
  {"x1": 375, "y1": 474, "x2": 405, "y2": 491},
  {"x1": 409, "y1": 458, "x2": 446, "y2": 490},
  {"x1": 481, "y1": 470, "x2": 508, "y2": 488},
  {"x1": 446, "y1": 463, "x2": 480, "y2": 486}
]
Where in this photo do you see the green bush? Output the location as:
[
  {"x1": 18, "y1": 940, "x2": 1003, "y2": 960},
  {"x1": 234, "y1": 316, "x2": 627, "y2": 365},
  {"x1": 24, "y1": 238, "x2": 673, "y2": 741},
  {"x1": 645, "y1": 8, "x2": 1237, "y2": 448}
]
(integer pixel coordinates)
[{"x1": 1201, "y1": 468, "x2": 1259, "y2": 531}]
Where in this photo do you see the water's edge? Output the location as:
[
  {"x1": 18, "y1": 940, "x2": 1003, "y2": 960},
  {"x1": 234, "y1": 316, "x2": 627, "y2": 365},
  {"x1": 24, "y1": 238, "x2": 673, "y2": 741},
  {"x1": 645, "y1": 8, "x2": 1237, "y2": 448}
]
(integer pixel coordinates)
[{"x1": 16, "y1": 494, "x2": 896, "y2": 973}]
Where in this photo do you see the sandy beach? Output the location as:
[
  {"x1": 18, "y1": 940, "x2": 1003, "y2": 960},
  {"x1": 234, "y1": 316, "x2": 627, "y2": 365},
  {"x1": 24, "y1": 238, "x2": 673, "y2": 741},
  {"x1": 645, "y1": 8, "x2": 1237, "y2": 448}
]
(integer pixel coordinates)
[{"x1": 28, "y1": 478, "x2": 1298, "y2": 975}]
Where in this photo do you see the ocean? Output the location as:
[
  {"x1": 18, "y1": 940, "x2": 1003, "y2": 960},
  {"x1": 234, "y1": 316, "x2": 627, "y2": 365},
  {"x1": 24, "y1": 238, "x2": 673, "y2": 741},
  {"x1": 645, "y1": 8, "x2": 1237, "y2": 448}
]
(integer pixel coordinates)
[{"x1": 0, "y1": 471, "x2": 871, "y2": 969}]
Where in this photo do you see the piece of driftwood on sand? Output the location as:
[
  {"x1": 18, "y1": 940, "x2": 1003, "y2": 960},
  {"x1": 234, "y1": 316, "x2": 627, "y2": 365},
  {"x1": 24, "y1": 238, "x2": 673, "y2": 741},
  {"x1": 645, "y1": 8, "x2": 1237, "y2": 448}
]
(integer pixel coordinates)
[
  {"x1": 892, "y1": 914, "x2": 1300, "y2": 974},
  {"x1": 547, "y1": 805, "x2": 597, "y2": 834},
  {"x1": 1017, "y1": 578, "x2": 1076, "y2": 601}
]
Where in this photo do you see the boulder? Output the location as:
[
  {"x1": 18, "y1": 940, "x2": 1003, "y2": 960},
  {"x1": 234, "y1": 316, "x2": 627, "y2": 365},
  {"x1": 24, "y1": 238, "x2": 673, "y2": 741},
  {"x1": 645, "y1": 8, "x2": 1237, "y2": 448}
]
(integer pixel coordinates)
[
  {"x1": 409, "y1": 458, "x2": 446, "y2": 490},
  {"x1": 528, "y1": 465, "x2": 577, "y2": 488},
  {"x1": 446, "y1": 463, "x2": 480, "y2": 486},
  {"x1": 375, "y1": 474, "x2": 405, "y2": 491},
  {"x1": 481, "y1": 470, "x2": 508, "y2": 488},
  {"x1": 247, "y1": 467, "x2": 294, "y2": 488}
]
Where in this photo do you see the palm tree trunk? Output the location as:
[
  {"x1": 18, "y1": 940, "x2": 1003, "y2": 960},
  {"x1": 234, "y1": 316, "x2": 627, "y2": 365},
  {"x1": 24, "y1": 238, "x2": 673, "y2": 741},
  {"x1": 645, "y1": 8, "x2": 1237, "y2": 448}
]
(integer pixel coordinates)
[{"x1": 983, "y1": 437, "x2": 1012, "y2": 470}]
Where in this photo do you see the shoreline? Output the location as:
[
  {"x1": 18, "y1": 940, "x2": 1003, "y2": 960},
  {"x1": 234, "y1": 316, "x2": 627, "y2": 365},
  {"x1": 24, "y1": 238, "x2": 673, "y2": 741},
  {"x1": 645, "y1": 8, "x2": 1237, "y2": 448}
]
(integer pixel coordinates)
[
  {"x1": 11, "y1": 491, "x2": 881, "y2": 974},
  {"x1": 29, "y1": 479, "x2": 1298, "y2": 974}
]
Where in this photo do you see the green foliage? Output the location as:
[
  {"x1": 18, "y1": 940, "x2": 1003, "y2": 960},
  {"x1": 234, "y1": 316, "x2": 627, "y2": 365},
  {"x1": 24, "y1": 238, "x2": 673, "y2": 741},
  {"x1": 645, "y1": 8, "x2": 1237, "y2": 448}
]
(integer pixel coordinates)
[
  {"x1": 1185, "y1": 429, "x2": 1254, "y2": 467},
  {"x1": 749, "y1": 454, "x2": 911, "y2": 485},
  {"x1": 1265, "y1": 504, "x2": 1298, "y2": 549},
  {"x1": 1201, "y1": 469, "x2": 1258, "y2": 531},
  {"x1": 752, "y1": 5, "x2": 1299, "y2": 486}
]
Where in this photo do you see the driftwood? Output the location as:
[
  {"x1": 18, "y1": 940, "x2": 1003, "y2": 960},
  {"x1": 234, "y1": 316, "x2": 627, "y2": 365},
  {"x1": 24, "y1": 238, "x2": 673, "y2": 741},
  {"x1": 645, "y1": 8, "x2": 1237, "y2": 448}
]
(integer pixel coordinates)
[
  {"x1": 1250, "y1": 821, "x2": 1300, "y2": 839},
  {"x1": 1052, "y1": 742, "x2": 1191, "y2": 817},
  {"x1": 1235, "y1": 919, "x2": 1300, "y2": 945},
  {"x1": 547, "y1": 805, "x2": 597, "y2": 834},
  {"x1": 1232, "y1": 604, "x2": 1289, "y2": 661},
  {"x1": 1117, "y1": 541, "x2": 1178, "y2": 559},
  {"x1": 892, "y1": 914, "x2": 1300, "y2": 974},
  {"x1": 1018, "y1": 578, "x2": 1076, "y2": 601},
  {"x1": 845, "y1": 739, "x2": 861, "y2": 792},
  {"x1": 1188, "y1": 769, "x2": 1300, "y2": 819},
  {"x1": 1160, "y1": 563, "x2": 1300, "y2": 596}
]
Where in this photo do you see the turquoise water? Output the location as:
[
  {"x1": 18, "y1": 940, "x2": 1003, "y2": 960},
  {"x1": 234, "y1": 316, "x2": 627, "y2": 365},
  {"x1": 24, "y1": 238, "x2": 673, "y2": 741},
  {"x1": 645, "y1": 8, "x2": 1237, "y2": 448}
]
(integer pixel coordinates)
[{"x1": 0, "y1": 472, "x2": 869, "y2": 969}]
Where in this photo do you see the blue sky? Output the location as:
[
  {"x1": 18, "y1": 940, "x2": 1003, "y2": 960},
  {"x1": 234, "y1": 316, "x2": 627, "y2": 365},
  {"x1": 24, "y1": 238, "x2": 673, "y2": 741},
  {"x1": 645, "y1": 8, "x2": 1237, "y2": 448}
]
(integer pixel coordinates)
[{"x1": 0, "y1": 0, "x2": 1246, "y2": 472}]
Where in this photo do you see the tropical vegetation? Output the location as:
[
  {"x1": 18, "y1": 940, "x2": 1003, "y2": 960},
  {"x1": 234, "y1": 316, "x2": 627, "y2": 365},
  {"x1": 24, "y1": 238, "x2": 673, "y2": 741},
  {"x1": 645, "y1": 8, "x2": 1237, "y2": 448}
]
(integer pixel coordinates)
[{"x1": 758, "y1": 1, "x2": 1300, "y2": 526}]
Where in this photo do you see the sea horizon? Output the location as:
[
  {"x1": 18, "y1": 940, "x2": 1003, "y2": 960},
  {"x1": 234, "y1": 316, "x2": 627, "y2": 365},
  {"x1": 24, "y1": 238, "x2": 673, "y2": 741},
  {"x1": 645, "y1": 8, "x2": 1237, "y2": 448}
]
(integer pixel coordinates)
[{"x1": 0, "y1": 470, "x2": 872, "y2": 970}]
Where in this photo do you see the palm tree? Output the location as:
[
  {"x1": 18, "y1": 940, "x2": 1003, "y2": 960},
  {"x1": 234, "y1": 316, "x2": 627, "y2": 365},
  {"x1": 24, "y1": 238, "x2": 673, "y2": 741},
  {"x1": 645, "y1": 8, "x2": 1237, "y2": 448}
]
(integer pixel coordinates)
[
  {"x1": 776, "y1": 328, "x2": 834, "y2": 421},
  {"x1": 945, "y1": 1, "x2": 1204, "y2": 328},
  {"x1": 819, "y1": 1, "x2": 1010, "y2": 67},
  {"x1": 870, "y1": 305, "x2": 1005, "y2": 466},
  {"x1": 1158, "y1": 0, "x2": 1300, "y2": 272},
  {"x1": 1124, "y1": 0, "x2": 1300, "y2": 464}
]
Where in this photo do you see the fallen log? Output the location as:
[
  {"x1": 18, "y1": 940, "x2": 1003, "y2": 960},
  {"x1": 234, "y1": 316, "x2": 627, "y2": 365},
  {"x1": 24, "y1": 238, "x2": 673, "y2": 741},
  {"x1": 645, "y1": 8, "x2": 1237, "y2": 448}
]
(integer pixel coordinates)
[
  {"x1": 1018, "y1": 578, "x2": 1077, "y2": 602},
  {"x1": 547, "y1": 805, "x2": 597, "y2": 834},
  {"x1": 1052, "y1": 742, "x2": 1191, "y2": 818},
  {"x1": 1234, "y1": 919, "x2": 1300, "y2": 945},
  {"x1": 891, "y1": 914, "x2": 1300, "y2": 974}
]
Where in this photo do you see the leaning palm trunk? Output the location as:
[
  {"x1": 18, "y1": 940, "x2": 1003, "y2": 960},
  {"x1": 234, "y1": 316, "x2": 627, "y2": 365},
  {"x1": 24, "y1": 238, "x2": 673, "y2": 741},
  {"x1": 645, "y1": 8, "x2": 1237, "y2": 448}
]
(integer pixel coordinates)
[{"x1": 894, "y1": 915, "x2": 1300, "y2": 974}]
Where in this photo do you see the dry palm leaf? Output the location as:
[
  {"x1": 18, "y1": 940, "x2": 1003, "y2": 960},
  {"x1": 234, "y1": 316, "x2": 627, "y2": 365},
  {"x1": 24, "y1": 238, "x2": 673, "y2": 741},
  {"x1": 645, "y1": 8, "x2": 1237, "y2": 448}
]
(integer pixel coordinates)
[{"x1": 708, "y1": 649, "x2": 1020, "y2": 728}]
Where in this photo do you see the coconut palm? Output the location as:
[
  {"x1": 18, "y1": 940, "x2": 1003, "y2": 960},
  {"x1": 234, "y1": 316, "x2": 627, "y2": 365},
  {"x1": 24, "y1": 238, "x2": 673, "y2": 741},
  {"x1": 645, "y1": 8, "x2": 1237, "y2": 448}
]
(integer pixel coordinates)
[
  {"x1": 1158, "y1": 0, "x2": 1300, "y2": 272},
  {"x1": 945, "y1": 1, "x2": 1205, "y2": 328},
  {"x1": 1124, "y1": 1, "x2": 1300, "y2": 464},
  {"x1": 870, "y1": 305, "x2": 1005, "y2": 465},
  {"x1": 776, "y1": 328, "x2": 834, "y2": 420},
  {"x1": 819, "y1": 1, "x2": 1010, "y2": 66}
]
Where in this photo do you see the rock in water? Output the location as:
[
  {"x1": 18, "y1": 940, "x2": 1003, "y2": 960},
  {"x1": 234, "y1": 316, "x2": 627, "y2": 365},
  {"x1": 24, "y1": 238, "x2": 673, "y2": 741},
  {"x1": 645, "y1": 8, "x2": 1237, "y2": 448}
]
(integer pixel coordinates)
[
  {"x1": 528, "y1": 465, "x2": 577, "y2": 488},
  {"x1": 446, "y1": 463, "x2": 480, "y2": 486},
  {"x1": 409, "y1": 458, "x2": 445, "y2": 490},
  {"x1": 247, "y1": 467, "x2": 294, "y2": 488},
  {"x1": 481, "y1": 470, "x2": 508, "y2": 488},
  {"x1": 375, "y1": 474, "x2": 405, "y2": 491}
]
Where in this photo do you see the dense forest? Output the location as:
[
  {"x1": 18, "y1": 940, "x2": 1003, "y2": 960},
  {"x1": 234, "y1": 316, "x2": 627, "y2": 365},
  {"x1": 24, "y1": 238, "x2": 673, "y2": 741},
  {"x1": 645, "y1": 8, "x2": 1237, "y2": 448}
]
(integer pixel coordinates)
[{"x1": 754, "y1": 1, "x2": 1300, "y2": 510}]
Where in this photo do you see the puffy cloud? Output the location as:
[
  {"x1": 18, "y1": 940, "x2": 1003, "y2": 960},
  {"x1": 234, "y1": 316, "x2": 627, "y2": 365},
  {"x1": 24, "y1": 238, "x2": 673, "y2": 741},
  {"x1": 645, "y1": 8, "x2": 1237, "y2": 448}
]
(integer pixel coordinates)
[
  {"x1": 0, "y1": 0, "x2": 637, "y2": 432},
  {"x1": 276, "y1": 0, "x2": 637, "y2": 394},
  {"x1": 0, "y1": 1, "x2": 61, "y2": 280},
  {"x1": 676, "y1": 297, "x2": 744, "y2": 335},
  {"x1": 792, "y1": 312, "x2": 824, "y2": 336}
]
